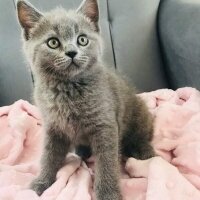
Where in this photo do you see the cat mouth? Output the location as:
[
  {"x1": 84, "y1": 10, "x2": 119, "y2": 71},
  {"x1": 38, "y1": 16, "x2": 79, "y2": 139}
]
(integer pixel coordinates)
[
  {"x1": 54, "y1": 60, "x2": 80, "y2": 71},
  {"x1": 69, "y1": 61, "x2": 80, "y2": 68}
]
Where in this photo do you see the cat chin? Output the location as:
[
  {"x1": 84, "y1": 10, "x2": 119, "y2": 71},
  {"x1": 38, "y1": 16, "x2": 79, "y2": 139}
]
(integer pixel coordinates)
[
  {"x1": 52, "y1": 63, "x2": 83, "y2": 77},
  {"x1": 39, "y1": 58, "x2": 87, "y2": 78},
  {"x1": 70, "y1": 61, "x2": 80, "y2": 69},
  {"x1": 53, "y1": 62, "x2": 79, "y2": 71}
]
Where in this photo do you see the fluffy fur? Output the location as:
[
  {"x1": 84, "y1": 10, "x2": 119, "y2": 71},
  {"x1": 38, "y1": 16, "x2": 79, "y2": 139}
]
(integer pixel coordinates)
[{"x1": 16, "y1": 0, "x2": 155, "y2": 199}]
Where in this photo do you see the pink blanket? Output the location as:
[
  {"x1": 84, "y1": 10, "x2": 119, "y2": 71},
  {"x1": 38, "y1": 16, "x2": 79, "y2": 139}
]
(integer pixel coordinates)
[{"x1": 0, "y1": 87, "x2": 200, "y2": 199}]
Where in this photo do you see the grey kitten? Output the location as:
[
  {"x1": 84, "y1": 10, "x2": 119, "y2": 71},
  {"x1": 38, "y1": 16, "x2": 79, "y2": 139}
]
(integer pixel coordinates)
[{"x1": 16, "y1": 0, "x2": 155, "y2": 199}]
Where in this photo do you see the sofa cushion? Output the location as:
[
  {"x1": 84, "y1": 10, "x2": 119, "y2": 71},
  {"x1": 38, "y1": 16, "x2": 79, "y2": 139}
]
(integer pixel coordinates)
[
  {"x1": 158, "y1": 0, "x2": 200, "y2": 89},
  {"x1": 107, "y1": 0, "x2": 169, "y2": 91}
]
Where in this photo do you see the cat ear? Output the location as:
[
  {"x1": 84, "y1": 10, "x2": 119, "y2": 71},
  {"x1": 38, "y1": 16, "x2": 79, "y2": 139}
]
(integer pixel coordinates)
[
  {"x1": 17, "y1": 0, "x2": 43, "y2": 39},
  {"x1": 77, "y1": 0, "x2": 99, "y2": 32}
]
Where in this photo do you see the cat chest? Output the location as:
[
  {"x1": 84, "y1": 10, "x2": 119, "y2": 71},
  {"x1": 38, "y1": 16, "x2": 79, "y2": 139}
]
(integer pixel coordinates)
[
  {"x1": 44, "y1": 96, "x2": 82, "y2": 138},
  {"x1": 37, "y1": 85, "x2": 93, "y2": 139}
]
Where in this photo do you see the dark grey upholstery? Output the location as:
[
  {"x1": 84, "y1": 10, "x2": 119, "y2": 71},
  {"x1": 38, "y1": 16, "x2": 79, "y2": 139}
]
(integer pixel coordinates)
[
  {"x1": 107, "y1": 0, "x2": 168, "y2": 91},
  {"x1": 0, "y1": 0, "x2": 199, "y2": 106},
  {"x1": 158, "y1": 0, "x2": 200, "y2": 90}
]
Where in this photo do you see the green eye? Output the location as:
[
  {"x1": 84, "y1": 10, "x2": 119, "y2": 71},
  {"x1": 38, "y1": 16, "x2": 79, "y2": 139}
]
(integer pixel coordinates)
[
  {"x1": 77, "y1": 35, "x2": 89, "y2": 46},
  {"x1": 47, "y1": 38, "x2": 60, "y2": 49}
]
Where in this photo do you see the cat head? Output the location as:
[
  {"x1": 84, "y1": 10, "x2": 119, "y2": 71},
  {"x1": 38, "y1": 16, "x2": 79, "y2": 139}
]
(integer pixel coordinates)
[{"x1": 17, "y1": 0, "x2": 102, "y2": 79}]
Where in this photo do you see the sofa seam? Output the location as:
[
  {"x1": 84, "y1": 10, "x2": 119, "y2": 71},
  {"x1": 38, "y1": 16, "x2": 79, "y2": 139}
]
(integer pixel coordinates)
[
  {"x1": 156, "y1": 0, "x2": 172, "y2": 88},
  {"x1": 12, "y1": 0, "x2": 16, "y2": 8},
  {"x1": 106, "y1": 0, "x2": 117, "y2": 69}
]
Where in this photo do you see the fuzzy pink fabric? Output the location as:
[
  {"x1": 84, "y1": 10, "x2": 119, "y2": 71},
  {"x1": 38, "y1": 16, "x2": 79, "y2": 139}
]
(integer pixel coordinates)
[{"x1": 0, "y1": 87, "x2": 200, "y2": 199}]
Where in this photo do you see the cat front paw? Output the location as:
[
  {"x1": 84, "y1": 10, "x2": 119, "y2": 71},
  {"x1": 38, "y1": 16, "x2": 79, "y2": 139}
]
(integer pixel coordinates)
[
  {"x1": 135, "y1": 144, "x2": 155, "y2": 160},
  {"x1": 30, "y1": 177, "x2": 55, "y2": 196}
]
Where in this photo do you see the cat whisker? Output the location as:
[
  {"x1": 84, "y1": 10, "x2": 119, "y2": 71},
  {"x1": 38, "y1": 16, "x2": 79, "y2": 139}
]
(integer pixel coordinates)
[
  {"x1": 54, "y1": 61, "x2": 67, "y2": 66},
  {"x1": 79, "y1": 58, "x2": 88, "y2": 61},
  {"x1": 80, "y1": 55, "x2": 88, "y2": 58},
  {"x1": 78, "y1": 61, "x2": 85, "y2": 65},
  {"x1": 44, "y1": 66, "x2": 55, "y2": 75},
  {"x1": 54, "y1": 59, "x2": 67, "y2": 64},
  {"x1": 53, "y1": 56, "x2": 63, "y2": 61},
  {"x1": 79, "y1": 59, "x2": 87, "y2": 62}
]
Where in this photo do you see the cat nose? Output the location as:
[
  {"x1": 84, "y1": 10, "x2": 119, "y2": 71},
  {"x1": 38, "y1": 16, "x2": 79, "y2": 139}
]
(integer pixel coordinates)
[{"x1": 65, "y1": 51, "x2": 77, "y2": 59}]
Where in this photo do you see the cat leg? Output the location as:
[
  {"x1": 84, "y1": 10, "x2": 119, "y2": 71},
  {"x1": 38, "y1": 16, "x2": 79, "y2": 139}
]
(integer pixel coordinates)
[
  {"x1": 92, "y1": 126, "x2": 122, "y2": 200},
  {"x1": 122, "y1": 133, "x2": 155, "y2": 160},
  {"x1": 30, "y1": 126, "x2": 71, "y2": 195},
  {"x1": 122, "y1": 98, "x2": 155, "y2": 160}
]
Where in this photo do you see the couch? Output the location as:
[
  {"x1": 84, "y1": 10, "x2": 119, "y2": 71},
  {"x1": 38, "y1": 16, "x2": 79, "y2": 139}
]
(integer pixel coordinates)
[{"x1": 0, "y1": 0, "x2": 200, "y2": 106}]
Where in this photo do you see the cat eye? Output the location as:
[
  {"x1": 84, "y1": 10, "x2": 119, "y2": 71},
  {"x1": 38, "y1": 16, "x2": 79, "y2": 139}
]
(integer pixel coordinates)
[
  {"x1": 77, "y1": 35, "x2": 89, "y2": 46},
  {"x1": 47, "y1": 38, "x2": 60, "y2": 49}
]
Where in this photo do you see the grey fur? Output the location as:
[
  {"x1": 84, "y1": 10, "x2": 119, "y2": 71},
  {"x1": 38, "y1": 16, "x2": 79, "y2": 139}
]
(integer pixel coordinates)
[{"x1": 17, "y1": 0, "x2": 155, "y2": 199}]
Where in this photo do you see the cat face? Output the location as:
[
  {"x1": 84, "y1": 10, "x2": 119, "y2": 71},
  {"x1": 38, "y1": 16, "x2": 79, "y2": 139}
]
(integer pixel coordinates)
[{"x1": 17, "y1": 0, "x2": 101, "y2": 78}]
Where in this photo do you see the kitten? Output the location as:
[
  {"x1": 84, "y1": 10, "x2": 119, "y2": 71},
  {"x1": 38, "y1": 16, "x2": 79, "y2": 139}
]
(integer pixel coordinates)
[{"x1": 16, "y1": 0, "x2": 155, "y2": 199}]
